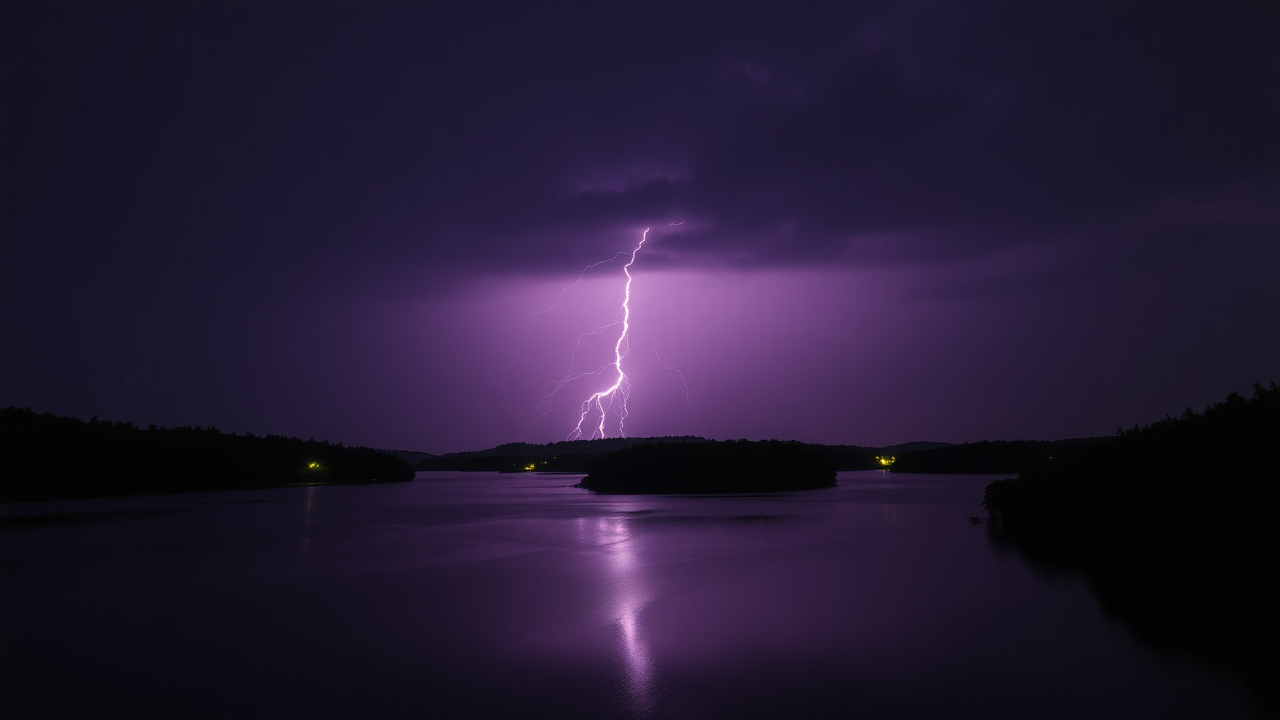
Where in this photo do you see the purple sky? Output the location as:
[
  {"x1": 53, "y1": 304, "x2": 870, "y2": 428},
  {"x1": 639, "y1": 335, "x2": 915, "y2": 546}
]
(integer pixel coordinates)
[{"x1": 2, "y1": 2, "x2": 1277, "y2": 454}]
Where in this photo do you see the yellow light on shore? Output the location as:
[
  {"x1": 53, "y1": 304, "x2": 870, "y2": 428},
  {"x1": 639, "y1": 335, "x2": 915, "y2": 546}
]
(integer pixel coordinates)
[
  {"x1": 307, "y1": 462, "x2": 321, "y2": 470},
  {"x1": 876, "y1": 455, "x2": 896, "y2": 467}
]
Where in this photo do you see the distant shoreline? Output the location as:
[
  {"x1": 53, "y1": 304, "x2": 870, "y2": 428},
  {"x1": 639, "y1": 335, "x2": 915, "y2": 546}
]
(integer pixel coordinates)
[
  {"x1": 414, "y1": 436, "x2": 1107, "y2": 476},
  {"x1": 0, "y1": 407, "x2": 415, "y2": 503}
]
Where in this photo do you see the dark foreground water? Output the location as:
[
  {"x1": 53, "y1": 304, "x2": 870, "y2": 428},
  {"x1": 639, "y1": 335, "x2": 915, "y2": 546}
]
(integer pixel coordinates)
[{"x1": 0, "y1": 472, "x2": 1257, "y2": 719}]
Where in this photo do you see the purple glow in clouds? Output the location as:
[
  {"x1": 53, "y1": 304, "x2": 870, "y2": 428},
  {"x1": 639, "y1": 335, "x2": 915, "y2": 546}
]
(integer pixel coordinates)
[{"x1": 3, "y1": 3, "x2": 1276, "y2": 454}]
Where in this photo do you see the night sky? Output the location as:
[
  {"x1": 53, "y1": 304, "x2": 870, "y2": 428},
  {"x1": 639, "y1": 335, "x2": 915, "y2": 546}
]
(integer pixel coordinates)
[{"x1": 2, "y1": 2, "x2": 1277, "y2": 454}]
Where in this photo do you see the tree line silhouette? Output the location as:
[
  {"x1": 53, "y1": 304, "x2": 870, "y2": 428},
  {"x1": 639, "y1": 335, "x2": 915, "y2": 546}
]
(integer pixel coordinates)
[
  {"x1": 413, "y1": 436, "x2": 1114, "y2": 475},
  {"x1": 414, "y1": 437, "x2": 881, "y2": 474},
  {"x1": 890, "y1": 437, "x2": 1110, "y2": 474},
  {"x1": 0, "y1": 407, "x2": 414, "y2": 501},
  {"x1": 982, "y1": 383, "x2": 1279, "y2": 715}
]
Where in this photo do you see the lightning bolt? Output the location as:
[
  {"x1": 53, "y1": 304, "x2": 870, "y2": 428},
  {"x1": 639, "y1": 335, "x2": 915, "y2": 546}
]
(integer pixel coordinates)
[
  {"x1": 528, "y1": 223, "x2": 695, "y2": 440},
  {"x1": 567, "y1": 227, "x2": 649, "y2": 440}
]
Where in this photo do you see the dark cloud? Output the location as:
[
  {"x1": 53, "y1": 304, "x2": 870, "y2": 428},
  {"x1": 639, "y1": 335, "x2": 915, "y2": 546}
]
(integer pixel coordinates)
[
  {"x1": 5, "y1": 2, "x2": 1275, "y2": 282},
  {"x1": 2, "y1": 1, "x2": 1276, "y2": 449}
]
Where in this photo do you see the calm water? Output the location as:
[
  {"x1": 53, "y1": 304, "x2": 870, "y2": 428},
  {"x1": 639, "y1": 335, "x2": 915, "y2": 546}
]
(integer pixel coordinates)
[{"x1": 0, "y1": 472, "x2": 1256, "y2": 719}]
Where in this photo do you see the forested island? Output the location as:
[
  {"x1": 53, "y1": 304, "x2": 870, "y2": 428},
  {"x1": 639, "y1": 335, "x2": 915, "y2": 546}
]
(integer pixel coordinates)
[
  {"x1": 982, "y1": 384, "x2": 1279, "y2": 715},
  {"x1": 578, "y1": 439, "x2": 837, "y2": 493},
  {"x1": 0, "y1": 407, "x2": 415, "y2": 501}
]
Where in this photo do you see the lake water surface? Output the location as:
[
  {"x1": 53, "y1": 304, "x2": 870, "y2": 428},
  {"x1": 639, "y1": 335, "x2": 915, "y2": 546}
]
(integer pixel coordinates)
[{"x1": 0, "y1": 472, "x2": 1257, "y2": 718}]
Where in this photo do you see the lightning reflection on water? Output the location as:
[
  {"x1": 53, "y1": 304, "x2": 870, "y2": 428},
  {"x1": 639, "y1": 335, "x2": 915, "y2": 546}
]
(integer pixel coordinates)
[{"x1": 578, "y1": 511, "x2": 659, "y2": 717}]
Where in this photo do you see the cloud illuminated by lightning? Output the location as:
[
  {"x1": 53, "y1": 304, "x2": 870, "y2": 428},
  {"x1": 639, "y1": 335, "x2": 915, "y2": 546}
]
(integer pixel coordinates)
[{"x1": 528, "y1": 251, "x2": 631, "y2": 322}]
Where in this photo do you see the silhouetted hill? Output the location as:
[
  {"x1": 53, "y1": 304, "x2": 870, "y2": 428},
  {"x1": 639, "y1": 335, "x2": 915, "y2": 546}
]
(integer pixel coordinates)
[
  {"x1": 875, "y1": 441, "x2": 954, "y2": 454},
  {"x1": 378, "y1": 449, "x2": 437, "y2": 465},
  {"x1": 0, "y1": 407, "x2": 415, "y2": 501},
  {"x1": 413, "y1": 436, "x2": 1110, "y2": 475},
  {"x1": 473, "y1": 436, "x2": 709, "y2": 457},
  {"x1": 415, "y1": 437, "x2": 888, "y2": 473},
  {"x1": 579, "y1": 440, "x2": 837, "y2": 493},
  {"x1": 892, "y1": 437, "x2": 1109, "y2": 474},
  {"x1": 414, "y1": 436, "x2": 711, "y2": 471},
  {"x1": 982, "y1": 384, "x2": 1279, "y2": 716}
]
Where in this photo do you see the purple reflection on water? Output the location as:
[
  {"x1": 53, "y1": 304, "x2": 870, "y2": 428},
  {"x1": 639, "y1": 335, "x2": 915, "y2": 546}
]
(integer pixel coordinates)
[
  {"x1": 0, "y1": 472, "x2": 1259, "y2": 719},
  {"x1": 587, "y1": 511, "x2": 659, "y2": 715}
]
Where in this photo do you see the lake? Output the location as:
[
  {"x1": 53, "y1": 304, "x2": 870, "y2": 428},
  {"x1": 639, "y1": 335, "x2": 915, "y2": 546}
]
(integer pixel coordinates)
[{"x1": 0, "y1": 471, "x2": 1258, "y2": 718}]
